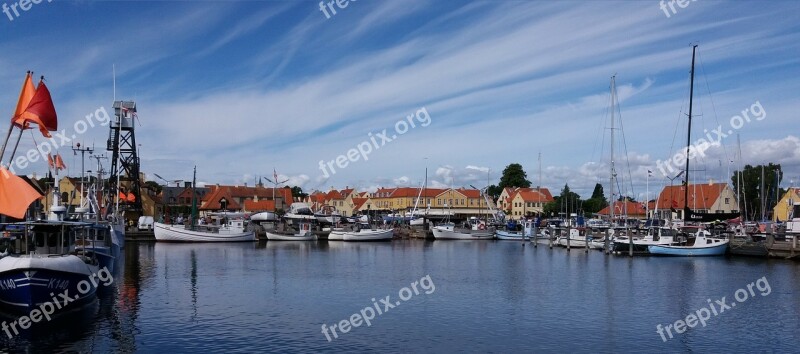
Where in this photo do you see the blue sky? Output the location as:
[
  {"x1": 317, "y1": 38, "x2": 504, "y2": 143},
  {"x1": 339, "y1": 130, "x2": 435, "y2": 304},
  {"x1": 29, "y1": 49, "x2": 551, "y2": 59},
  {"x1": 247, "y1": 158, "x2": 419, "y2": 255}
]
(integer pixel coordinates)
[{"x1": 1, "y1": 0, "x2": 798, "y2": 199}]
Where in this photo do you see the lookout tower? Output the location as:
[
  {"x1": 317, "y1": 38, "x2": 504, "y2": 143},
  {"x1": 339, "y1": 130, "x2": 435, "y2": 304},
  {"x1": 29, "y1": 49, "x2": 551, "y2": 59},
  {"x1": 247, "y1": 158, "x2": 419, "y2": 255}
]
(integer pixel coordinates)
[{"x1": 107, "y1": 100, "x2": 142, "y2": 214}]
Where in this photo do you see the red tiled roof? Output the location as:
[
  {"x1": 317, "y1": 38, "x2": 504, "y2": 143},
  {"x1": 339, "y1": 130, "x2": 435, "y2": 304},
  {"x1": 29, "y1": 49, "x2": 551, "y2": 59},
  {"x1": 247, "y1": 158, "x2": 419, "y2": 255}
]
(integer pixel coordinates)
[
  {"x1": 599, "y1": 200, "x2": 647, "y2": 216},
  {"x1": 200, "y1": 187, "x2": 240, "y2": 210},
  {"x1": 244, "y1": 199, "x2": 275, "y2": 212},
  {"x1": 655, "y1": 183, "x2": 728, "y2": 210},
  {"x1": 351, "y1": 198, "x2": 368, "y2": 210}
]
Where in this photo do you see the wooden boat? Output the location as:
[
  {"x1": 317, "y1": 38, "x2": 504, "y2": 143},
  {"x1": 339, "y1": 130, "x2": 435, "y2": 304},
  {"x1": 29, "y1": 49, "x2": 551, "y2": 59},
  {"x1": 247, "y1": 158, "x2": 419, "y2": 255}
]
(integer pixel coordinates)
[{"x1": 556, "y1": 228, "x2": 589, "y2": 247}]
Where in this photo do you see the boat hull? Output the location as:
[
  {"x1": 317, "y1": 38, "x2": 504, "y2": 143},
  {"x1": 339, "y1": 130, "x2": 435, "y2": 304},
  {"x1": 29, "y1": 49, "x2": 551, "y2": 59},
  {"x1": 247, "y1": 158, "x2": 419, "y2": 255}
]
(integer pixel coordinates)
[
  {"x1": 0, "y1": 255, "x2": 98, "y2": 313},
  {"x1": 265, "y1": 232, "x2": 316, "y2": 241},
  {"x1": 648, "y1": 240, "x2": 729, "y2": 256},
  {"x1": 342, "y1": 229, "x2": 394, "y2": 241},
  {"x1": 328, "y1": 231, "x2": 345, "y2": 241},
  {"x1": 495, "y1": 230, "x2": 527, "y2": 240},
  {"x1": 154, "y1": 223, "x2": 255, "y2": 242},
  {"x1": 432, "y1": 227, "x2": 494, "y2": 240}
]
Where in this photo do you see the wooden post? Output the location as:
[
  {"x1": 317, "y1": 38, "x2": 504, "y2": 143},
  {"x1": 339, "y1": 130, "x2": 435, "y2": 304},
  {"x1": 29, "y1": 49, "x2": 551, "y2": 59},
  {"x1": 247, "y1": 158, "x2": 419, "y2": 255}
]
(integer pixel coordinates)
[
  {"x1": 585, "y1": 228, "x2": 589, "y2": 253},
  {"x1": 549, "y1": 228, "x2": 554, "y2": 249},
  {"x1": 604, "y1": 228, "x2": 611, "y2": 255},
  {"x1": 533, "y1": 221, "x2": 538, "y2": 248},
  {"x1": 566, "y1": 226, "x2": 571, "y2": 252},
  {"x1": 628, "y1": 228, "x2": 633, "y2": 257}
]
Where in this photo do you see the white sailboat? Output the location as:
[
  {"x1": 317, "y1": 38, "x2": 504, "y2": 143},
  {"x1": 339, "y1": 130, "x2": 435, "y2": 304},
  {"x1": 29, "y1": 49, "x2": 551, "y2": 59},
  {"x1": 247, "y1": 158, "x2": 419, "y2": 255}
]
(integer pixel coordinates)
[{"x1": 342, "y1": 223, "x2": 394, "y2": 241}]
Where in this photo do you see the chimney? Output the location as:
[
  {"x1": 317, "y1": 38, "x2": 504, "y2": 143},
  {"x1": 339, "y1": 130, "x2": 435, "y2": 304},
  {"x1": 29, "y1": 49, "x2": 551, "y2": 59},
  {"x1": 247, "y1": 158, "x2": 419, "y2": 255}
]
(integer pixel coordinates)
[{"x1": 185, "y1": 181, "x2": 191, "y2": 188}]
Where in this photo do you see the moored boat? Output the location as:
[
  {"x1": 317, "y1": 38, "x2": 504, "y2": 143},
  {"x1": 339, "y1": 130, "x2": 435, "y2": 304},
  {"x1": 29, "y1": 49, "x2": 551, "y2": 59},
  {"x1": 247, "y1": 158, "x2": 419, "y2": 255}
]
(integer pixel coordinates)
[
  {"x1": 647, "y1": 230, "x2": 729, "y2": 256},
  {"x1": 342, "y1": 224, "x2": 394, "y2": 241},
  {"x1": 432, "y1": 219, "x2": 494, "y2": 240},
  {"x1": 265, "y1": 221, "x2": 316, "y2": 241},
  {"x1": 154, "y1": 220, "x2": 255, "y2": 242}
]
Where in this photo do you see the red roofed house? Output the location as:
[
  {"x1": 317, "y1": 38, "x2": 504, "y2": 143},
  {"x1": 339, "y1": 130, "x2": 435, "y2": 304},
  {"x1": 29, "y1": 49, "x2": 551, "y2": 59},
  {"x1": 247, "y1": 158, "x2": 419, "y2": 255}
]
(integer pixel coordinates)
[
  {"x1": 598, "y1": 200, "x2": 647, "y2": 220},
  {"x1": 505, "y1": 188, "x2": 555, "y2": 219},
  {"x1": 200, "y1": 183, "x2": 292, "y2": 213},
  {"x1": 653, "y1": 183, "x2": 738, "y2": 220}
]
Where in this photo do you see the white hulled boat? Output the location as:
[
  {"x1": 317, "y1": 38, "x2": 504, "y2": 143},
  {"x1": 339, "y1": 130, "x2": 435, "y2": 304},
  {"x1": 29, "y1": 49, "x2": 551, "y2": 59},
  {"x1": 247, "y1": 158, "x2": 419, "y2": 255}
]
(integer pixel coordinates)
[
  {"x1": 432, "y1": 219, "x2": 494, "y2": 240},
  {"x1": 265, "y1": 221, "x2": 316, "y2": 241},
  {"x1": 342, "y1": 223, "x2": 393, "y2": 241}
]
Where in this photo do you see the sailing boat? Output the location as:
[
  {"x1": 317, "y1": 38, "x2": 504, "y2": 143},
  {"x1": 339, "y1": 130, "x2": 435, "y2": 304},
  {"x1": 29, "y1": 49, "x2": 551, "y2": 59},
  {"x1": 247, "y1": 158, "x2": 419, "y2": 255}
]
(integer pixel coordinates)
[
  {"x1": 648, "y1": 45, "x2": 732, "y2": 256},
  {"x1": 154, "y1": 167, "x2": 255, "y2": 242}
]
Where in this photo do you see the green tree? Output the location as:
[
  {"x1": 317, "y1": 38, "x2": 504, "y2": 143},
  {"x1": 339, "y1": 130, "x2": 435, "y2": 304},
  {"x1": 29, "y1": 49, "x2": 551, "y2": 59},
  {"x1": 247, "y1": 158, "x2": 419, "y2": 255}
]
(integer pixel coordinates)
[
  {"x1": 543, "y1": 183, "x2": 584, "y2": 217},
  {"x1": 732, "y1": 163, "x2": 782, "y2": 220},
  {"x1": 498, "y1": 163, "x2": 531, "y2": 188},
  {"x1": 487, "y1": 184, "x2": 503, "y2": 202},
  {"x1": 590, "y1": 183, "x2": 604, "y2": 199},
  {"x1": 289, "y1": 186, "x2": 308, "y2": 199}
]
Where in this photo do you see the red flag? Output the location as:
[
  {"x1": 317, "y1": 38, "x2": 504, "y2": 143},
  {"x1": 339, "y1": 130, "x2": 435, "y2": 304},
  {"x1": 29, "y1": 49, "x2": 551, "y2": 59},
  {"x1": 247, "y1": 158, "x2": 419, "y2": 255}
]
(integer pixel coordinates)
[
  {"x1": 15, "y1": 78, "x2": 58, "y2": 138},
  {"x1": 11, "y1": 72, "x2": 36, "y2": 124},
  {"x1": 47, "y1": 154, "x2": 55, "y2": 169},
  {"x1": 119, "y1": 191, "x2": 127, "y2": 201},
  {"x1": 126, "y1": 192, "x2": 136, "y2": 202},
  {"x1": 0, "y1": 167, "x2": 43, "y2": 219},
  {"x1": 54, "y1": 154, "x2": 66, "y2": 170}
]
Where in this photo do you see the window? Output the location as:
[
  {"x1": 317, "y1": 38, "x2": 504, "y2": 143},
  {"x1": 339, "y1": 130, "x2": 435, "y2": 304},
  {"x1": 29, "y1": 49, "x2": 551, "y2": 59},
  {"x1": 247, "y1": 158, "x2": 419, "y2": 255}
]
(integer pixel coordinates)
[
  {"x1": 470, "y1": 200, "x2": 474, "y2": 205},
  {"x1": 724, "y1": 198, "x2": 730, "y2": 204}
]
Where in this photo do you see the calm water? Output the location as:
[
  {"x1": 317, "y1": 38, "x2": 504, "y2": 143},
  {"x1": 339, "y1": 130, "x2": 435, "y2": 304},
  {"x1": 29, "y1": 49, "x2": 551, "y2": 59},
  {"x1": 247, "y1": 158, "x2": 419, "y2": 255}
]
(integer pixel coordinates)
[{"x1": 1, "y1": 240, "x2": 799, "y2": 352}]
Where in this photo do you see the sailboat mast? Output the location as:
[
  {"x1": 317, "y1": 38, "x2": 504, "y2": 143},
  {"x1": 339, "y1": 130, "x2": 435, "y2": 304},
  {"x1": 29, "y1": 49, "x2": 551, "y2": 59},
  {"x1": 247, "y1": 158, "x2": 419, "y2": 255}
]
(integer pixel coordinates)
[
  {"x1": 609, "y1": 75, "x2": 616, "y2": 225},
  {"x1": 684, "y1": 45, "x2": 698, "y2": 221},
  {"x1": 191, "y1": 166, "x2": 198, "y2": 228}
]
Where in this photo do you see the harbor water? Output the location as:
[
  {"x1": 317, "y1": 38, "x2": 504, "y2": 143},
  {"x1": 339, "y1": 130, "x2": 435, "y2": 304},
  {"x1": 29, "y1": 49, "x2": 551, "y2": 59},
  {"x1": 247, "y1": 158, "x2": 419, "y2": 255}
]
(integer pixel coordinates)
[{"x1": 1, "y1": 240, "x2": 799, "y2": 352}]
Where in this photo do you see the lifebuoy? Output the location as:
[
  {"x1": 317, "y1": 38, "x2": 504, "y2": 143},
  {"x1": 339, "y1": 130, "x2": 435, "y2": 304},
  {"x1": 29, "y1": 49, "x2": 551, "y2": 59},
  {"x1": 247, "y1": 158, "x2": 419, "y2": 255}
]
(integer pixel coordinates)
[{"x1": 478, "y1": 224, "x2": 486, "y2": 230}]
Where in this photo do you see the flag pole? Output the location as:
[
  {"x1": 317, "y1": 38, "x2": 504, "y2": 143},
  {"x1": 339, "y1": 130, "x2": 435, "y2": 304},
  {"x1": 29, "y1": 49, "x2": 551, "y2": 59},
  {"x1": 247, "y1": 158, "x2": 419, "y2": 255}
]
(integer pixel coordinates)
[
  {"x1": 6, "y1": 128, "x2": 24, "y2": 165},
  {"x1": 0, "y1": 123, "x2": 15, "y2": 163}
]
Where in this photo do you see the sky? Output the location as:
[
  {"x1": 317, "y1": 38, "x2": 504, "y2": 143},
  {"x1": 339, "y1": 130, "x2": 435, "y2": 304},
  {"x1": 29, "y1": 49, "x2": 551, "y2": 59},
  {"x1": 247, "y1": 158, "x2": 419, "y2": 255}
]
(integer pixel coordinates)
[{"x1": 0, "y1": 0, "x2": 798, "y2": 200}]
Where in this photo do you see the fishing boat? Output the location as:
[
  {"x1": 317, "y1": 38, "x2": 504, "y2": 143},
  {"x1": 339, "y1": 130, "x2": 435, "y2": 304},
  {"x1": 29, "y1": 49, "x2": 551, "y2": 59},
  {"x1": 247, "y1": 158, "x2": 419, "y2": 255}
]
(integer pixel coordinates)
[
  {"x1": 265, "y1": 221, "x2": 316, "y2": 241},
  {"x1": 495, "y1": 219, "x2": 535, "y2": 240},
  {"x1": 154, "y1": 167, "x2": 255, "y2": 242},
  {"x1": 0, "y1": 72, "x2": 107, "y2": 312},
  {"x1": 342, "y1": 223, "x2": 394, "y2": 241},
  {"x1": 154, "y1": 219, "x2": 255, "y2": 242},
  {"x1": 647, "y1": 229, "x2": 729, "y2": 256},
  {"x1": 432, "y1": 219, "x2": 494, "y2": 240}
]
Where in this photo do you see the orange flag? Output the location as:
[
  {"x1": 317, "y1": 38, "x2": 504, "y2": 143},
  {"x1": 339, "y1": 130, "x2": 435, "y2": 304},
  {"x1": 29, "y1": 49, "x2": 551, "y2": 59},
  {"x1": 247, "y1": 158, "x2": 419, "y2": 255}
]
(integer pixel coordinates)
[
  {"x1": 0, "y1": 167, "x2": 43, "y2": 219},
  {"x1": 126, "y1": 192, "x2": 136, "y2": 202},
  {"x1": 119, "y1": 191, "x2": 127, "y2": 201},
  {"x1": 15, "y1": 78, "x2": 58, "y2": 138},
  {"x1": 54, "y1": 154, "x2": 66, "y2": 170},
  {"x1": 11, "y1": 71, "x2": 36, "y2": 125},
  {"x1": 47, "y1": 154, "x2": 55, "y2": 169}
]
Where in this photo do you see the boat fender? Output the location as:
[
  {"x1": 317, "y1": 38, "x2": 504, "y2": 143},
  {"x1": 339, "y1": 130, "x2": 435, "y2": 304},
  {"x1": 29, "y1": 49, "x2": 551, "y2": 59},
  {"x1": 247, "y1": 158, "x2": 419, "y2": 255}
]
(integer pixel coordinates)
[{"x1": 478, "y1": 224, "x2": 486, "y2": 230}]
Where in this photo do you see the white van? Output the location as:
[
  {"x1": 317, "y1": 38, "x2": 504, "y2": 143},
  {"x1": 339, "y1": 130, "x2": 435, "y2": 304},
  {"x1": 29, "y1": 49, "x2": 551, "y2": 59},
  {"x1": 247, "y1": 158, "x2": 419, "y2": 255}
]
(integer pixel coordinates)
[{"x1": 138, "y1": 216, "x2": 154, "y2": 231}]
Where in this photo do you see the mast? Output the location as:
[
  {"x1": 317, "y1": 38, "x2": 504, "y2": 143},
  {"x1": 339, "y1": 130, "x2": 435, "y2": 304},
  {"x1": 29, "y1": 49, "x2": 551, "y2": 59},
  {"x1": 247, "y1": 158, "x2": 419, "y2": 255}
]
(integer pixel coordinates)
[
  {"x1": 609, "y1": 75, "x2": 616, "y2": 225},
  {"x1": 683, "y1": 45, "x2": 698, "y2": 221},
  {"x1": 191, "y1": 165, "x2": 198, "y2": 228}
]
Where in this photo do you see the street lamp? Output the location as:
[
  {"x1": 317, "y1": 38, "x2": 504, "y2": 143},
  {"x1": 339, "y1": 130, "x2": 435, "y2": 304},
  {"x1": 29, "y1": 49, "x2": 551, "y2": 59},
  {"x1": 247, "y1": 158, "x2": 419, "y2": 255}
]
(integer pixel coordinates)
[{"x1": 264, "y1": 169, "x2": 289, "y2": 213}]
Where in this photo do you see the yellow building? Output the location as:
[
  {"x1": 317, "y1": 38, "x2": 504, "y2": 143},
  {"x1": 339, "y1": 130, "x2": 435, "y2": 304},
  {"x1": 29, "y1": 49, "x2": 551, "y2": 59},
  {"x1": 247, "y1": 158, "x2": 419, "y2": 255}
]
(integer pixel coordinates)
[{"x1": 773, "y1": 188, "x2": 800, "y2": 222}]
